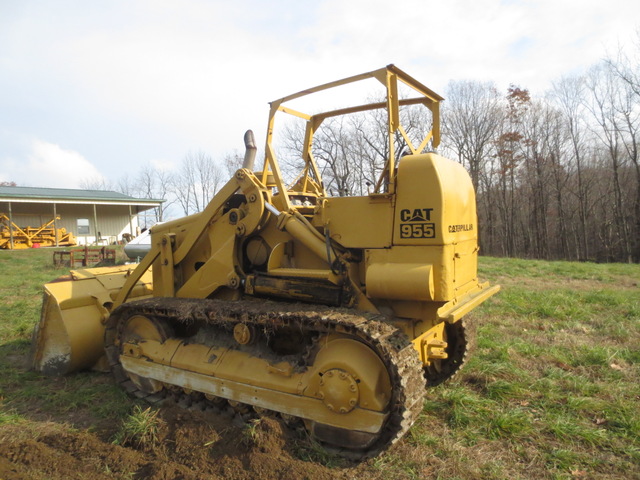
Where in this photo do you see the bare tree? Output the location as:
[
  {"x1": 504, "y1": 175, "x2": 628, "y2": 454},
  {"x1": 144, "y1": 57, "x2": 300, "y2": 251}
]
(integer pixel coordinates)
[
  {"x1": 280, "y1": 100, "x2": 437, "y2": 197},
  {"x1": 441, "y1": 80, "x2": 503, "y2": 254},
  {"x1": 223, "y1": 150, "x2": 244, "y2": 177},
  {"x1": 134, "y1": 165, "x2": 175, "y2": 223},
  {"x1": 171, "y1": 151, "x2": 225, "y2": 215},
  {"x1": 518, "y1": 100, "x2": 555, "y2": 258},
  {"x1": 551, "y1": 75, "x2": 596, "y2": 260},
  {"x1": 584, "y1": 63, "x2": 634, "y2": 261},
  {"x1": 491, "y1": 86, "x2": 530, "y2": 257},
  {"x1": 606, "y1": 29, "x2": 640, "y2": 98},
  {"x1": 441, "y1": 80, "x2": 502, "y2": 193},
  {"x1": 112, "y1": 176, "x2": 134, "y2": 197},
  {"x1": 606, "y1": 38, "x2": 640, "y2": 261},
  {"x1": 280, "y1": 116, "x2": 360, "y2": 197},
  {"x1": 79, "y1": 176, "x2": 114, "y2": 191}
]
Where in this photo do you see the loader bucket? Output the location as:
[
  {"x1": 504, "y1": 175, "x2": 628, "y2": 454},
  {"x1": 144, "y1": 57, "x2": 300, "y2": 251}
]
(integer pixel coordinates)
[{"x1": 31, "y1": 265, "x2": 153, "y2": 375}]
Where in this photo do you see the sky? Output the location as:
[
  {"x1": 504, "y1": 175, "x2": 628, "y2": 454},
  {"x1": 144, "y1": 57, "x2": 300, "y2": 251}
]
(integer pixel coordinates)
[{"x1": 1, "y1": 0, "x2": 639, "y2": 190}]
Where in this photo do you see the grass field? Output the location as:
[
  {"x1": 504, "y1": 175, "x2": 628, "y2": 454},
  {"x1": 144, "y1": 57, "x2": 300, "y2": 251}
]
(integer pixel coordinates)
[{"x1": 0, "y1": 248, "x2": 638, "y2": 479}]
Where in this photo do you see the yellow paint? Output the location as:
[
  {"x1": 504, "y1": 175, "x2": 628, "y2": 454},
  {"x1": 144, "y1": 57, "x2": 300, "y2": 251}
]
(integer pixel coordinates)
[{"x1": 33, "y1": 64, "x2": 499, "y2": 442}]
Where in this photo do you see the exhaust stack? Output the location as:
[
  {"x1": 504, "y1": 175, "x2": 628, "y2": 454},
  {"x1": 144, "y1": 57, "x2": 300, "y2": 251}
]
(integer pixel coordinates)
[{"x1": 242, "y1": 130, "x2": 257, "y2": 170}]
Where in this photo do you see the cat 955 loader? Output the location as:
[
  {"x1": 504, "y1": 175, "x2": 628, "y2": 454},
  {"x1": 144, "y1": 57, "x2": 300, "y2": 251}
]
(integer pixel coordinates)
[{"x1": 31, "y1": 65, "x2": 499, "y2": 458}]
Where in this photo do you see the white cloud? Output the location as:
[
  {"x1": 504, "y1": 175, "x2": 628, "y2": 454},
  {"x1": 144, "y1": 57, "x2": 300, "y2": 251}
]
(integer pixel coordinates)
[
  {"x1": 0, "y1": 0, "x2": 639, "y2": 185},
  {"x1": 0, "y1": 139, "x2": 104, "y2": 189},
  {"x1": 303, "y1": 0, "x2": 640, "y2": 94}
]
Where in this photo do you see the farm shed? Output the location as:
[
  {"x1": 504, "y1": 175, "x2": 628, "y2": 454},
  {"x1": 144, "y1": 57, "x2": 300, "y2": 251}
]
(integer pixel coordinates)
[{"x1": 0, "y1": 185, "x2": 164, "y2": 246}]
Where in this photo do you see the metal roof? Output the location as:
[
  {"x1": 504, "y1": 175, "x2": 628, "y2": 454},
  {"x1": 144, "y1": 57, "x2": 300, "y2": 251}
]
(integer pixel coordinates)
[{"x1": 0, "y1": 185, "x2": 164, "y2": 206}]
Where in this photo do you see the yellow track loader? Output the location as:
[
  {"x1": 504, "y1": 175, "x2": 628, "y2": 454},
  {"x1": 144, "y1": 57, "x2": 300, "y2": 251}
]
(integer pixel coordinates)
[{"x1": 32, "y1": 65, "x2": 499, "y2": 458}]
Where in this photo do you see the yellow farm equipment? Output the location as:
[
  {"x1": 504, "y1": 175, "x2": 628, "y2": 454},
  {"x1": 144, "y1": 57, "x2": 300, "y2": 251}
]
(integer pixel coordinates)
[
  {"x1": 31, "y1": 65, "x2": 499, "y2": 458},
  {"x1": 0, "y1": 214, "x2": 76, "y2": 249}
]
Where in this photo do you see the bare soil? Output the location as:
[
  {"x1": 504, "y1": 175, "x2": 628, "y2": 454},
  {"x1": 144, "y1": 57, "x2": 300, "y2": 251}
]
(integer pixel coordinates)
[{"x1": 0, "y1": 398, "x2": 370, "y2": 480}]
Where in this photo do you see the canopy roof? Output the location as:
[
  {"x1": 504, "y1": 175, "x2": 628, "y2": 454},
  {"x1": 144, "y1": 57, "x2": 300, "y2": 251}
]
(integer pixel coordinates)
[{"x1": 0, "y1": 186, "x2": 164, "y2": 209}]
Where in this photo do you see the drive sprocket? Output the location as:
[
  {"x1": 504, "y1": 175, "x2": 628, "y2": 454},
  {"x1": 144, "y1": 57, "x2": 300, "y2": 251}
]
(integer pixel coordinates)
[{"x1": 423, "y1": 319, "x2": 469, "y2": 386}]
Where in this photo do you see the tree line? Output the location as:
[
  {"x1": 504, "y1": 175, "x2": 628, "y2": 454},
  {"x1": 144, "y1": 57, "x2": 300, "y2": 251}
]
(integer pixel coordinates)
[{"x1": 442, "y1": 48, "x2": 640, "y2": 263}]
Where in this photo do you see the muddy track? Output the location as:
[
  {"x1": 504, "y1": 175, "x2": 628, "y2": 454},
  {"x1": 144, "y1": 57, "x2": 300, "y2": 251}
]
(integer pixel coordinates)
[
  {"x1": 424, "y1": 319, "x2": 469, "y2": 386},
  {"x1": 104, "y1": 297, "x2": 426, "y2": 459}
]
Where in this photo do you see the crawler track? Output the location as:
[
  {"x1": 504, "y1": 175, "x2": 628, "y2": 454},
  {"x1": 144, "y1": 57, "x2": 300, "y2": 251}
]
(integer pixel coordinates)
[
  {"x1": 104, "y1": 297, "x2": 426, "y2": 459},
  {"x1": 424, "y1": 319, "x2": 469, "y2": 386}
]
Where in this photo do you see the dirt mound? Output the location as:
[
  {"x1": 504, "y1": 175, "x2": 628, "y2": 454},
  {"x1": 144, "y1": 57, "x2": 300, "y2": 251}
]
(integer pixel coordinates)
[
  {"x1": 0, "y1": 422, "x2": 144, "y2": 480},
  {"x1": 0, "y1": 404, "x2": 363, "y2": 480}
]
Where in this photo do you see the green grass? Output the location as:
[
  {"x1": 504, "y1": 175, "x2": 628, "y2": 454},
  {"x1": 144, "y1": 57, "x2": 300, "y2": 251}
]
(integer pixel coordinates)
[
  {"x1": 366, "y1": 256, "x2": 639, "y2": 478},
  {"x1": 0, "y1": 247, "x2": 134, "y2": 433},
  {"x1": 400, "y1": 256, "x2": 640, "y2": 478},
  {"x1": 113, "y1": 405, "x2": 162, "y2": 449},
  {"x1": 0, "y1": 249, "x2": 64, "y2": 344},
  {"x1": 0, "y1": 250, "x2": 638, "y2": 479}
]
